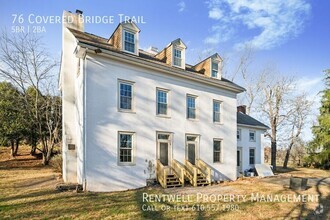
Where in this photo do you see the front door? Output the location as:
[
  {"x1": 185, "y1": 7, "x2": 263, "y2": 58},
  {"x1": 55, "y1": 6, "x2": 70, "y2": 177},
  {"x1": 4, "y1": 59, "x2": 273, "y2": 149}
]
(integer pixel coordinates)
[
  {"x1": 237, "y1": 148, "x2": 242, "y2": 173},
  {"x1": 188, "y1": 143, "x2": 195, "y2": 165},
  {"x1": 157, "y1": 133, "x2": 171, "y2": 166},
  {"x1": 159, "y1": 142, "x2": 168, "y2": 166},
  {"x1": 186, "y1": 135, "x2": 198, "y2": 165}
]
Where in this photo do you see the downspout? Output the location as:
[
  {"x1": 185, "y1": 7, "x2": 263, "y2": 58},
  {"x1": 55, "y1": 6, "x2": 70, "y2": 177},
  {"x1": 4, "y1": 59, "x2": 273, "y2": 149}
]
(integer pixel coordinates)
[{"x1": 82, "y1": 49, "x2": 88, "y2": 191}]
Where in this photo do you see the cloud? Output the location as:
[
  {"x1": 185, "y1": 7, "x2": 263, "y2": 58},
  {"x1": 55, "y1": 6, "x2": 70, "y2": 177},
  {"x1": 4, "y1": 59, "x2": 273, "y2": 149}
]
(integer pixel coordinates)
[
  {"x1": 178, "y1": 1, "x2": 186, "y2": 12},
  {"x1": 205, "y1": 0, "x2": 311, "y2": 50}
]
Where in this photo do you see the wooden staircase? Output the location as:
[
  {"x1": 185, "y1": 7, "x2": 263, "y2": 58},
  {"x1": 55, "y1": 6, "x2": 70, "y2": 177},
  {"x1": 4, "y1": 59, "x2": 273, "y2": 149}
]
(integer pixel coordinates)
[
  {"x1": 156, "y1": 159, "x2": 184, "y2": 188},
  {"x1": 156, "y1": 159, "x2": 212, "y2": 188},
  {"x1": 185, "y1": 159, "x2": 212, "y2": 187}
]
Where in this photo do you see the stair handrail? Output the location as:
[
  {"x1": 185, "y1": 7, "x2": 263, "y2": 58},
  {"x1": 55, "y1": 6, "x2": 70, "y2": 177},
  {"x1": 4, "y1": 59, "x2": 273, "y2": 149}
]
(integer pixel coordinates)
[
  {"x1": 171, "y1": 159, "x2": 184, "y2": 187},
  {"x1": 156, "y1": 160, "x2": 169, "y2": 188},
  {"x1": 196, "y1": 159, "x2": 212, "y2": 184},
  {"x1": 185, "y1": 160, "x2": 197, "y2": 187}
]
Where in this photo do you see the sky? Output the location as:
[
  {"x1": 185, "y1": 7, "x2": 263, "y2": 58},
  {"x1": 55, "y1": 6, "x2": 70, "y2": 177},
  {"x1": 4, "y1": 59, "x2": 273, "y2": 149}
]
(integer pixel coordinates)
[{"x1": 0, "y1": 0, "x2": 329, "y2": 141}]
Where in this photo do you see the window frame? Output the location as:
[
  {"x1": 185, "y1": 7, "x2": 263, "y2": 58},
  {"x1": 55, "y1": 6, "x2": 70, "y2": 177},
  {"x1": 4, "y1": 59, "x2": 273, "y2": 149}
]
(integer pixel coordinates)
[
  {"x1": 156, "y1": 88, "x2": 170, "y2": 117},
  {"x1": 173, "y1": 47, "x2": 182, "y2": 68},
  {"x1": 249, "y1": 130, "x2": 256, "y2": 142},
  {"x1": 123, "y1": 30, "x2": 136, "y2": 54},
  {"x1": 249, "y1": 148, "x2": 255, "y2": 165},
  {"x1": 186, "y1": 94, "x2": 197, "y2": 120},
  {"x1": 211, "y1": 61, "x2": 219, "y2": 78},
  {"x1": 118, "y1": 131, "x2": 136, "y2": 166},
  {"x1": 237, "y1": 129, "x2": 241, "y2": 140},
  {"x1": 213, "y1": 100, "x2": 222, "y2": 123},
  {"x1": 213, "y1": 138, "x2": 223, "y2": 163},
  {"x1": 118, "y1": 79, "x2": 135, "y2": 113}
]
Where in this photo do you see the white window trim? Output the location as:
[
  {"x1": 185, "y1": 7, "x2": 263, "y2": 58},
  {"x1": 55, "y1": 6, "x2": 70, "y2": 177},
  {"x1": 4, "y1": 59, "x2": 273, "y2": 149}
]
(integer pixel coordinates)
[
  {"x1": 237, "y1": 129, "x2": 241, "y2": 141},
  {"x1": 122, "y1": 29, "x2": 138, "y2": 55},
  {"x1": 249, "y1": 130, "x2": 256, "y2": 142},
  {"x1": 156, "y1": 87, "x2": 170, "y2": 118},
  {"x1": 249, "y1": 147, "x2": 256, "y2": 165},
  {"x1": 213, "y1": 138, "x2": 223, "y2": 163},
  {"x1": 118, "y1": 131, "x2": 136, "y2": 166},
  {"x1": 118, "y1": 79, "x2": 135, "y2": 113},
  {"x1": 213, "y1": 99, "x2": 222, "y2": 124},
  {"x1": 186, "y1": 94, "x2": 198, "y2": 120},
  {"x1": 210, "y1": 60, "x2": 219, "y2": 78},
  {"x1": 172, "y1": 46, "x2": 185, "y2": 69}
]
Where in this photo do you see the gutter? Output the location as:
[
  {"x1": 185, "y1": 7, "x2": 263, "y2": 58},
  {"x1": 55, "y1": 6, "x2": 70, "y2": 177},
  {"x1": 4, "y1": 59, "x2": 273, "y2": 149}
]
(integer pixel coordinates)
[
  {"x1": 76, "y1": 42, "x2": 246, "y2": 94},
  {"x1": 237, "y1": 123, "x2": 269, "y2": 130}
]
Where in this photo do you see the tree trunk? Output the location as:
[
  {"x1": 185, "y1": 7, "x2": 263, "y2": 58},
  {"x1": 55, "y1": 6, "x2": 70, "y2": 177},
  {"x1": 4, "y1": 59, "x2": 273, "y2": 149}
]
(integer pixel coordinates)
[
  {"x1": 14, "y1": 139, "x2": 19, "y2": 155},
  {"x1": 10, "y1": 140, "x2": 15, "y2": 158},
  {"x1": 283, "y1": 142, "x2": 294, "y2": 169},
  {"x1": 271, "y1": 141, "x2": 277, "y2": 171},
  {"x1": 30, "y1": 145, "x2": 37, "y2": 156}
]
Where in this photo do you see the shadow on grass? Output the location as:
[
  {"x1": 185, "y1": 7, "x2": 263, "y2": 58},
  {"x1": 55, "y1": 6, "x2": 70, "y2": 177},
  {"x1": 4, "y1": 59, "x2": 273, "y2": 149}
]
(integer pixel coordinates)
[{"x1": 275, "y1": 166, "x2": 299, "y2": 174}]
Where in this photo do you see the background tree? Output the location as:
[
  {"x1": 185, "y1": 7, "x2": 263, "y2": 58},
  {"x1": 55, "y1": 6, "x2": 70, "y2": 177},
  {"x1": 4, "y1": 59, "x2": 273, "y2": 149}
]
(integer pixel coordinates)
[
  {"x1": 283, "y1": 94, "x2": 312, "y2": 168},
  {"x1": 258, "y1": 72, "x2": 294, "y2": 171},
  {"x1": 0, "y1": 31, "x2": 60, "y2": 165},
  {"x1": 306, "y1": 70, "x2": 330, "y2": 169},
  {"x1": 0, "y1": 82, "x2": 27, "y2": 157}
]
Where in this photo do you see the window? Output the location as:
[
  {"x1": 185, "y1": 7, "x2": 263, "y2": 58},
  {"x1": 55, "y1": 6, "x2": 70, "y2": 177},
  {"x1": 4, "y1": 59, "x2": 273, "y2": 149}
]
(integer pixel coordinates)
[
  {"x1": 237, "y1": 129, "x2": 241, "y2": 140},
  {"x1": 187, "y1": 95, "x2": 196, "y2": 119},
  {"x1": 124, "y1": 31, "x2": 135, "y2": 53},
  {"x1": 119, "y1": 81, "x2": 134, "y2": 111},
  {"x1": 156, "y1": 89, "x2": 168, "y2": 115},
  {"x1": 118, "y1": 132, "x2": 135, "y2": 165},
  {"x1": 249, "y1": 130, "x2": 256, "y2": 142},
  {"x1": 213, "y1": 100, "x2": 221, "y2": 123},
  {"x1": 213, "y1": 139, "x2": 222, "y2": 163},
  {"x1": 173, "y1": 48, "x2": 182, "y2": 67},
  {"x1": 249, "y1": 148, "x2": 255, "y2": 165},
  {"x1": 211, "y1": 62, "x2": 218, "y2": 78}
]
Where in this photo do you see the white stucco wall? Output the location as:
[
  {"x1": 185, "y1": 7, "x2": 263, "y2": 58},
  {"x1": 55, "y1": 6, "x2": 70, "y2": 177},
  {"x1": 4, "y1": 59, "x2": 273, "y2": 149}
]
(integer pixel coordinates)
[
  {"x1": 61, "y1": 11, "x2": 82, "y2": 183},
  {"x1": 237, "y1": 125, "x2": 266, "y2": 173},
  {"x1": 84, "y1": 53, "x2": 238, "y2": 192}
]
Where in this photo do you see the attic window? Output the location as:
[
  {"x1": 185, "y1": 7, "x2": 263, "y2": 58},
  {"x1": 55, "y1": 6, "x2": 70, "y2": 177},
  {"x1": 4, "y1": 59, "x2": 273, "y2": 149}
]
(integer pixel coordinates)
[
  {"x1": 124, "y1": 31, "x2": 135, "y2": 53},
  {"x1": 211, "y1": 62, "x2": 218, "y2": 78},
  {"x1": 173, "y1": 49, "x2": 182, "y2": 67}
]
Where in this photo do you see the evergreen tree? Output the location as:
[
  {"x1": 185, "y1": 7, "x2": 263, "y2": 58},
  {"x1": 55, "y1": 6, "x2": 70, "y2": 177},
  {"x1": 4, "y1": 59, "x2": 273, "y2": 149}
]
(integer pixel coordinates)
[{"x1": 307, "y1": 70, "x2": 330, "y2": 169}]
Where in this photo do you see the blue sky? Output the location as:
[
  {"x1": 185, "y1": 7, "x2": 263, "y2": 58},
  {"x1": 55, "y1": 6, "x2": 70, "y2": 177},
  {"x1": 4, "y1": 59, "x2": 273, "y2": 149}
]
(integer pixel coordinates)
[{"x1": 1, "y1": 0, "x2": 329, "y2": 141}]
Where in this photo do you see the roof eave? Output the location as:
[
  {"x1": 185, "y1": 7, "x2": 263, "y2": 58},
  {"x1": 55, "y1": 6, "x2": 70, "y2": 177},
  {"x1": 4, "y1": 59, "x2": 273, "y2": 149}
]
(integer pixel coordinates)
[{"x1": 77, "y1": 42, "x2": 245, "y2": 93}]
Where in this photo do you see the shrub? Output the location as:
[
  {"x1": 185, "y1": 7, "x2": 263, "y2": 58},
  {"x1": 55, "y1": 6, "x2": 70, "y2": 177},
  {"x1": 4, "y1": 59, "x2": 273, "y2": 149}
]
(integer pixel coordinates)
[{"x1": 50, "y1": 154, "x2": 62, "y2": 173}]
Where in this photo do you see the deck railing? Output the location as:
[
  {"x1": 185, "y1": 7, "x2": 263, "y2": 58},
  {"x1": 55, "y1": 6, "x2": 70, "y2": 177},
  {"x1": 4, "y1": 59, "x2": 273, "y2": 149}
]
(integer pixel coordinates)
[
  {"x1": 196, "y1": 159, "x2": 212, "y2": 184},
  {"x1": 171, "y1": 159, "x2": 185, "y2": 187},
  {"x1": 184, "y1": 160, "x2": 198, "y2": 187},
  {"x1": 156, "y1": 160, "x2": 169, "y2": 188}
]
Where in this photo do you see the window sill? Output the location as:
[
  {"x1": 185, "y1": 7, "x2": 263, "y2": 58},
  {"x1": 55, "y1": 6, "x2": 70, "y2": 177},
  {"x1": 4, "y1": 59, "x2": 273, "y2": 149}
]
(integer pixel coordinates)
[
  {"x1": 187, "y1": 118, "x2": 199, "y2": 122},
  {"x1": 118, "y1": 162, "x2": 136, "y2": 166},
  {"x1": 213, "y1": 122, "x2": 224, "y2": 125},
  {"x1": 249, "y1": 140, "x2": 256, "y2": 142},
  {"x1": 118, "y1": 109, "x2": 136, "y2": 114},
  {"x1": 156, "y1": 114, "x2": 171, "y2": 119}
]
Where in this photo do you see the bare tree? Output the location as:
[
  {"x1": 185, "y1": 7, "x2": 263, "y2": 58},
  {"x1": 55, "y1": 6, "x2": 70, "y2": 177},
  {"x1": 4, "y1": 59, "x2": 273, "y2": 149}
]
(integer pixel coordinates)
[
  {"x1": 283, "y1": 94, "x2": 312, "y2": 168},
  {"x1": 0, "y1": 31, "x2": 60, "y2": 165},
  {"x1": 258, "y1": 72, "x2": 295, "y2": 171}
]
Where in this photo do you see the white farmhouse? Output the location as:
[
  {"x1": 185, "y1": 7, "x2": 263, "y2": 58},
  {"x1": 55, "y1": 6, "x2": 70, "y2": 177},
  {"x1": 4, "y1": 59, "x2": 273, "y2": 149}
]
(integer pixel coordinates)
[
  {"x1": 236, "y1": 106, "x2": 269, "y2": 176},
  {"x1": 59, "y1": 10, "x2": 267, "y2": 192}
]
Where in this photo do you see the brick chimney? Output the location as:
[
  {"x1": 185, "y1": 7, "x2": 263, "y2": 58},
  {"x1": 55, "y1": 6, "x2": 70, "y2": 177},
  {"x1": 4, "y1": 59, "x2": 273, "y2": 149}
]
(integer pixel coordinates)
[{"x1": 237, "y1": 105, "x2": 246, "y2": 114}]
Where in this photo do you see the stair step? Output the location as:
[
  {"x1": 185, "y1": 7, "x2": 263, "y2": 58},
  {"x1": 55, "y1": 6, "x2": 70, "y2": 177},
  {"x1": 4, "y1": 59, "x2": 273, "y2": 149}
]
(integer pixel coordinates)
[
  {"x1": 167, "y1": 177, "x2": 179, "y2": 181},
  {"x1": 167, "y1": 174, "x2": 175, "y2": 178},
  {"x1": 167, "y1": 184, "x2": 182, "y2": 188}
]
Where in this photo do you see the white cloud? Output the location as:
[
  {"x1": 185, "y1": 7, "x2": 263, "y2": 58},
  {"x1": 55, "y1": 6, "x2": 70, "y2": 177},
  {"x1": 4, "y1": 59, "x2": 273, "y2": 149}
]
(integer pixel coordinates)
[
  {"x1": 205, "y1": 0, "x2": 311, "y2": 50},
  {"x1": 178, "y1": 1, "x2": 186, "y2": 12}
]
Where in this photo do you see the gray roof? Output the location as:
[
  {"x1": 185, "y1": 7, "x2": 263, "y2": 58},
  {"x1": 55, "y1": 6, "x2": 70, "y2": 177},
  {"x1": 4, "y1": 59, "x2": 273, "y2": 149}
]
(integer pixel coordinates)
[
  {"x1": 67, "y1": 28, "x2": 245, "y2": 93},
  {"x1": 237, "y1": 112, "x2": 269, "y2": 129}
]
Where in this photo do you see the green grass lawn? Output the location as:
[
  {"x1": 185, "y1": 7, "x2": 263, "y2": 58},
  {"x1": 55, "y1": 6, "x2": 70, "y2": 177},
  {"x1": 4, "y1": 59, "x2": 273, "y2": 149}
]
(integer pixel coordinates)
[{"x1": 0, "y1": 147, "x2": 329, "y2": 219}]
